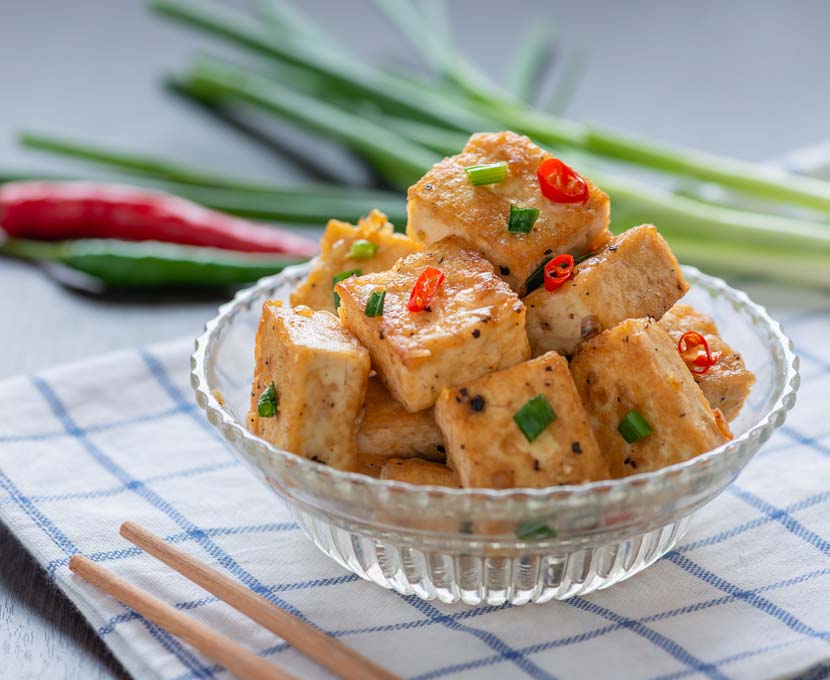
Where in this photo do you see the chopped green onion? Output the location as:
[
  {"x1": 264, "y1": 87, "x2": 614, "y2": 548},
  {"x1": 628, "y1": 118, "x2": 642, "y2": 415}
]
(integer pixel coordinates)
[
  {"x1": 257, "y1": 382, "x2": 278, "y2": 417},
  {"x1": 332, "y1": 268, "x2": 361, "y2": 310},
  {"x1": 524, "y1": 255, "x2": 554, "y2": 294},
  {"x1": 513, "y1": 394, "x2": 556, "y2": 442},
  {"x1": 347, "y1": 239, "x2": 379, "y2": 260},
  {"x1": 464, "y1": 161, "x2": 508, "y2": 186},
  {"x1": 574, "y1": 248, "x2": 601, "y2": 265},
  {"x1": 507, "y1": 204, "x2": 540, "y2": 234},
  {"x1": 516, "y1": 518, "x2": 557, "y2": 540},
  {"x1": 364, "y1": 289, "x2": 386, "y2": 317},
  {"x1": 618, "y1": 409, "x2": 653, "y2": 443}
]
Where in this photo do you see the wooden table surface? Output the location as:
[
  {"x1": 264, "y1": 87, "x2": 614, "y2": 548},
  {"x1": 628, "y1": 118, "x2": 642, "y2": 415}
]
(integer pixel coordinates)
[{"x1": 2, "y1": 1, "x2": 829, "y2": 677}]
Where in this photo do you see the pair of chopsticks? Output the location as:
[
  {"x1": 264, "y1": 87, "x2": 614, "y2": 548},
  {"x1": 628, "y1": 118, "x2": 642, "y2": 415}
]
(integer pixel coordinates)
[{"x1": 69, "y1": 522, "x2": 399, "y2": 680}]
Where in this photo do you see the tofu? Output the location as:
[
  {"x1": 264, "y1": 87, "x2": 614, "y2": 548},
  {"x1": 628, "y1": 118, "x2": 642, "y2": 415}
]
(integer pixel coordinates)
[
  {"x1": 570, "y1": 318, "x2": 732, "y2": 478},
  {"x1": 357, "y1": 378, "x2": 445, "y2": 460},
  {"x1": 407, "y1": 131, "x2": 610, "y2": 295},
  {"x1": 336, "y1": 236, "x2": 530, "y2": 412},
  {"x1": 434, "y1": 352, "x2": 608, "y2": 489},
  {"x1": 380, "y1": 458, "x2": 460, "y2": 487},
  {"x1": 659, "y1": 304, "x2": 755, "y2": 421},
  {"x1": 291, "y1": 210, "x2": 420, "y2": 313},
  {"x1": 356, "y1": 452, "x2": 387, "y2": 478},
  {"x1": 525, "y1": 225, "x2": 688, "y2": 357},
  {"x1": 248, "y1": 301, "x2": 370, "y2": 471}
]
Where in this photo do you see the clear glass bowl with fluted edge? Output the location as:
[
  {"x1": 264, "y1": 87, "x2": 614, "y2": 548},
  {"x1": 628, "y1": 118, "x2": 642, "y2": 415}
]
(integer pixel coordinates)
[{"x1": 191, "y1": 264, "x2": 799, "y2": 606}]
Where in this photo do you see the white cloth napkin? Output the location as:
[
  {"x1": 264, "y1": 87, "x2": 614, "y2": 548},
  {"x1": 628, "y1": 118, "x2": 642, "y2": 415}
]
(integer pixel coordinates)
[{"x1": 0, "y1": 280, "x2": 827, "y2": 680}]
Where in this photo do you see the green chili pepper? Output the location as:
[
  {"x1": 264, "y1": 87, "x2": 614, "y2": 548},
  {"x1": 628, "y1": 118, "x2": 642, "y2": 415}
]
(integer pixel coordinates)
[{"x1": 0, "y1": 237, "x2": 306, "y2": 288}]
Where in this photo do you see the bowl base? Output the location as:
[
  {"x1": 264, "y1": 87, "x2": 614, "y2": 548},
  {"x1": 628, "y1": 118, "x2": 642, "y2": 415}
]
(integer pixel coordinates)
[{"x1": 292, "y1": 508, "x2": 692, "y2": 605}]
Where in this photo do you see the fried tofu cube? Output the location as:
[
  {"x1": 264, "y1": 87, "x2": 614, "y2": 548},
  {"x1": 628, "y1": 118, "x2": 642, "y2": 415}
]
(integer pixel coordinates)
[
  {"x1": 356, "y1": 452, "x2": 387, "y2": 478},
  {"x1": 357, "y1": 378, "x2": 445, "y2": 460},
  {"x1": 291, "y1": 210, "x2": 420, "y2": 313},
  {"x1": 525, "y1": 225, "x2": 688, "y2": 357},
  {"x1": 407, "y1": 131, "x2": 610, "y2": 295},
  {"x1": 380, "y1": 458, "x2": 460, "y2": 487},
  {"x1": 570, "y1": 318, "x2": 732, "y2": 478},
  {"x1": 248, "y1": 301, "x2": 370, "y2": 471},
  {"x1": 336, "y1": 236, "x2": 530, "y2": 412},
  {"x1": 434, "y1": 353, "x2": 609, "y2": 489},
  {"x1": 659, "y1": 304, "x2": 755, "y2": 421}
]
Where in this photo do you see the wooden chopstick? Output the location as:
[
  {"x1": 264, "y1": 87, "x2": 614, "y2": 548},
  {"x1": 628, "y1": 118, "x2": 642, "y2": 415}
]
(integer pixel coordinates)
[
  {"x1": 69, "y1": 555, "x2": 295, "y2": 680},
  {"x1": 120, "y1": 521, "x2": 400, "y2": 680}
]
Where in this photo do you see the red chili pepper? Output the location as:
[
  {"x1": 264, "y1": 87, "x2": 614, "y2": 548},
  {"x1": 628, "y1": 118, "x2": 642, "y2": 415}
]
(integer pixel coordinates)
[
  {"x1": 677, "y1": 331, "x2": 719, "y2": 375},
  {"x1": 407, "y1": 266, "x2": 445, "y2": 312},
  {"x1": 536, "y1": 158, "x2": 589, "y2": 204},
  {"x1": 0, "y1": 182, "x2": 317, "y2": 256},
  {"x1": 543, "y1": 254, "x2": 575, "y2": 291}
]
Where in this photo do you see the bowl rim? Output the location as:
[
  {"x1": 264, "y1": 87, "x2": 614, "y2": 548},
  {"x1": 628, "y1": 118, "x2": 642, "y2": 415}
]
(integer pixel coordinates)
[{"x1": 191, "y1": 264, "x2": 800, "y2": 501}]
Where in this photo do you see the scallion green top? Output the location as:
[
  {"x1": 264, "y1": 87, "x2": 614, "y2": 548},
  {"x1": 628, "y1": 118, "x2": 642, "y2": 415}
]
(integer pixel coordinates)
[
  {"x1": 513, "y1": 394, "x2": 556, "y2": 442},
  {"x1": 364, "y1": 289, "x2": 386, "y2": 317},
  {"x1": 507, "y1": 204, "x2": 540, "y2": 234},
  {"x1": 332, "y1": 268, "x2": 362, "y2": 309},
  {"x1": 464, "y1": 161, "x2": 508, "y2": 186},
  {"x1": 618, "y1": 409, "x2": 653, "y2": 443},
  {"x1": 257, "y1": 382, "x2": 278, "y2": 418},
  {"x1": 347, "y1": 239, "x2": 379, "y2": 260}
]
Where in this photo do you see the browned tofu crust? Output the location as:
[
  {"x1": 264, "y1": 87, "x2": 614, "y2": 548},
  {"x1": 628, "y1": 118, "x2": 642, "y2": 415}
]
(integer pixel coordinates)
[
  {"x1": 570, "y1": 318, "x2": 731, "y2": 478},
  {"x1": 434, "y1": 352, "x2": 609, "y2": 489},
  {"x1": 248, "y1": 301, "x2": 370, "y2": 471},
  {"x1": 357, "y1": 378, "x2": 445, "y2": 460},
  {"x1": 407, "y1": 131, "x2": 610, "y2": 295},
  {"x1": 291, "y1": 210, "x2": 420, "y2": 313},
  {"x1": 524, "y1": 225, "x2": 688, "y2": 357},
  {"x1": 380, "y1": 458, "x2": 460, "y2": 487},
  {"x1": 659, "y1": 304, "x2": 755, "y2": 421},
  {"x1": 356, "y1": 452, "x2": 387, "y2": 478},
  {"x1": 336, "y1": 236, "x2": 530, "y2": 412}
]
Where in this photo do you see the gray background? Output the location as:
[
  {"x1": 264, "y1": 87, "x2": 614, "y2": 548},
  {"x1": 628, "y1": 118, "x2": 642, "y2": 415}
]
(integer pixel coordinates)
[{"x1": 0, "y1": 1, "x2": 828, "y2": 677}]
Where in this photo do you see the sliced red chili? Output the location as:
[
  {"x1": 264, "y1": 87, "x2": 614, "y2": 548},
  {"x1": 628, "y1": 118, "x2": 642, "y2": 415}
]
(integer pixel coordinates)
[
  {"x1": 677, "y1": 331, "x2": 719, "y2": 375},
  {"x1": 536, "y1": 158, "x2": 589, "y2": 204},
  {"x1": 543, "y1": 254, "x2": 575, "y2": 291},
  {"x1": 407, "y1": 266, "x2": 445, "y2": 312}
]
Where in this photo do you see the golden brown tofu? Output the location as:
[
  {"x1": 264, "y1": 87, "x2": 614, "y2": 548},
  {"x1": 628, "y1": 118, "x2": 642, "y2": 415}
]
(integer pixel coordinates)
[
  {"x1": 570, "y1": 318, "x2": 732, "y2": 478},
  {"x1": 434, "y1": 353, "x2": 608, "y2": 489},
  {"x1": 659, "y1": 304, "x2": 755, "y2": 421},
  {"x1": 407, "y1": 131, "x2": 610, "y2": 295},
  {"x1": 356, "y1": 452, "x2": 387, "y2": 478},
  {"x1": 380, "y1": 458, "x2": 460, "y2": 487},
  {"x1": 248, "y1": 301, "x2": 370, "y2": 471},
  {"x1": 357, "y1": 378, "x2": 445, "y2": 460},
  {"x1": 524, "y1": 225, "x2": 688, "y2": 357},
  {"x1": 336, "y1": 236, "x2": 530, "y2": 412},
  {"x1": 291, "y1": 210, "x2": 420, "y2": 313}
]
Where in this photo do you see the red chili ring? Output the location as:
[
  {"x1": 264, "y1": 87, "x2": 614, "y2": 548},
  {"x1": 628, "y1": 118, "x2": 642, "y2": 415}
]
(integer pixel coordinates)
[
  {"x1": 537, "y1": 158, "x2": 589, "y2": 204},
  {"x1": 543, "y1": 253, "x2": 575, "y2": 291}
]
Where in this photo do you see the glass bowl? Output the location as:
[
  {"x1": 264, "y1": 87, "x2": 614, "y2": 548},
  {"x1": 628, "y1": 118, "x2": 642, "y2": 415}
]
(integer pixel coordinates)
[{"x1": 191, "y1": 265, "x2": 799, "y2": 606}]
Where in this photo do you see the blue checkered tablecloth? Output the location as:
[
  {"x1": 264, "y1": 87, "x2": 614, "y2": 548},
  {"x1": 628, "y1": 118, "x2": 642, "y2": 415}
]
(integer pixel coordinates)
[{"x1": 0, "y1": 279, "x2": 827, "y2": 680}]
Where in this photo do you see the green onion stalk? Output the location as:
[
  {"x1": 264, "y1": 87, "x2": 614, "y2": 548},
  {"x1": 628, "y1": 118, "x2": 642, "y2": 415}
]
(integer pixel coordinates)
[
  {"x1": 168, "y1": 57, "x2": 829, "y2": 286},
  {"x1": 7, "y1": 0, "x2": 829, "y2": 289},
  {"x1": 149, "y1": 0, "x2": 830, "y2": 214}
]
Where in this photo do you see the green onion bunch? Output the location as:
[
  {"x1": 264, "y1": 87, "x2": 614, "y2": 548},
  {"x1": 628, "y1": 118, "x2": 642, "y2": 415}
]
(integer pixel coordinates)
[{"x1": 9, "y1": 0, "x2": 830, "y2": 287}]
